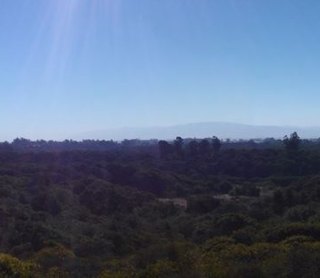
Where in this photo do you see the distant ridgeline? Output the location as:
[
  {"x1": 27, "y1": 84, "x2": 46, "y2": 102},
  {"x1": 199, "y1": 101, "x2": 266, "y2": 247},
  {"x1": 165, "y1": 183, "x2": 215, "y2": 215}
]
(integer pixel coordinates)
[{"x1": 0, "y1": 132, "x2": 319, "y2": 152}]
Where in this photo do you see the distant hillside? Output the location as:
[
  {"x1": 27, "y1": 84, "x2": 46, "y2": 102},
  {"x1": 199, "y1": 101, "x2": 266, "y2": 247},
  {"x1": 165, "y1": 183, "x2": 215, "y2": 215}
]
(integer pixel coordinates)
[{"x1": 78, "y1": 122, "x2": 320, "y2": 140}]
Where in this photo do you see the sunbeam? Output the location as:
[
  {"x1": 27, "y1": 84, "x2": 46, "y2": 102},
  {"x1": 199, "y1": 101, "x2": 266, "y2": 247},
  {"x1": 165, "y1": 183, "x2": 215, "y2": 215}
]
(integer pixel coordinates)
[{"x1": 19, "y1": 0, "x2": 122, "y2": 91}]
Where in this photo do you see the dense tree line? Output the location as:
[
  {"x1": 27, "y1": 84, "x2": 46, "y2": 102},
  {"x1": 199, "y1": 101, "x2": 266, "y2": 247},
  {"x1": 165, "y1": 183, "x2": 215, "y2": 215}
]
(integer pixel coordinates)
[
  {"x1": 2, "y1": 133, "x2": 320, "y2": 276},
  {"x1": 1, "y1": 132, "x2": 320, "y2": 154}
]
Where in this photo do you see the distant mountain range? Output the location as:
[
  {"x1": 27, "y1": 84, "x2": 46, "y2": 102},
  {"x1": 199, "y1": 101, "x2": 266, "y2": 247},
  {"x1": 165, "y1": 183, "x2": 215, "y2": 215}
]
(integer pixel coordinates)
[{"x1": 77, "y1": 122, "x2": 320, "y2": 141}]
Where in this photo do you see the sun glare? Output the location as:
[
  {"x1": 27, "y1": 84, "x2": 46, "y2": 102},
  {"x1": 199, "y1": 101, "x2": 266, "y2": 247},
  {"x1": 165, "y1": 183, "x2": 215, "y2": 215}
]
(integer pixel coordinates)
[{"x1": 19, "y1": 0, "x2": 121, "y2": 89}]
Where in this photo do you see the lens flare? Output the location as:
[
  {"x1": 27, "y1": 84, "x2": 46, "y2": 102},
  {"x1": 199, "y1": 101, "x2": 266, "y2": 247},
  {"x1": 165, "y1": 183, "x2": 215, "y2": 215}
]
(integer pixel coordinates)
[{"x1": 19, "y1": 0, "x2": 122, "y2": 90}]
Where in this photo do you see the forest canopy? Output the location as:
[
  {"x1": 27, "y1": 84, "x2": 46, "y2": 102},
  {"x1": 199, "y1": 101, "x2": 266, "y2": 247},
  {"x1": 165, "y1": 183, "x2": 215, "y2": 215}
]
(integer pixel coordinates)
[{"x1": 1, "y1": 133, "x2": 320, "y2": 276}]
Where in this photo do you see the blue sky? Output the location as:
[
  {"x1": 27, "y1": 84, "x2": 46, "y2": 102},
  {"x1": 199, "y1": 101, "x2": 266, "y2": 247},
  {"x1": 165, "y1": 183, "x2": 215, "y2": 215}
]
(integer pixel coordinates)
[{"x1": 1, "y1": 0, "x2": 320, "y2": 140}]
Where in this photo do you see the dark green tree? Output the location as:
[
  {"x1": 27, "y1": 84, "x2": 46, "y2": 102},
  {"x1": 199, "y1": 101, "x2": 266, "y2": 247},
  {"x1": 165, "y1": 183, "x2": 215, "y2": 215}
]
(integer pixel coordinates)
[
  {"x1": 212, "y1": 136, "x2": 222, "y2": 153},
  {"x1": 174, "y1": 137, "x2": 184, "y2": 158},
  {"x1": 158, "y1": 140, "x2": 172, "y2": 159},
  {"x1": 283, "y1": 132, "x2": 301, "y2": 152}
]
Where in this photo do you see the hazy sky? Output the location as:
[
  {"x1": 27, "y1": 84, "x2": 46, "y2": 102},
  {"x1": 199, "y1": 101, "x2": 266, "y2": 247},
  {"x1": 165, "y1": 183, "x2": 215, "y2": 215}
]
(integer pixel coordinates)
[{"x1": 1, "y1": 0, "x2": 320, "y2": 140}]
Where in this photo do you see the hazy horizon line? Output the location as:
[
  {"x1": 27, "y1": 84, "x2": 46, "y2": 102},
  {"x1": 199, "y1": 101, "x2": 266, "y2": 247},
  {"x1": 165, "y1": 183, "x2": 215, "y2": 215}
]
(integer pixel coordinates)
[{"x1": 3, "y1": 121, "x2": 320, "y2": 142}]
